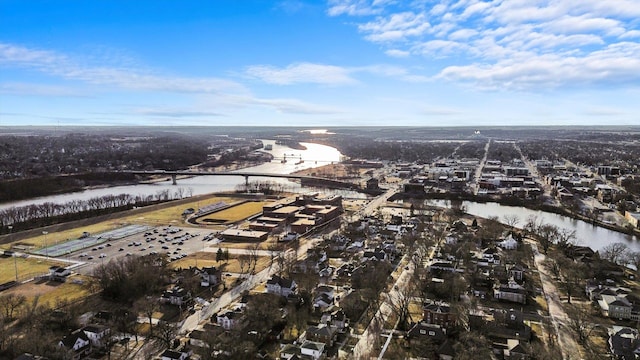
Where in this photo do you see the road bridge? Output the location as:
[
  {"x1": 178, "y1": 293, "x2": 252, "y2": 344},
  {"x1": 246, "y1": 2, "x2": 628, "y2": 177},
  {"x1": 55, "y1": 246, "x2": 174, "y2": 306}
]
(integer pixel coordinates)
[{"x1": 123, "y1": 170, "x2": 360, "y2": 190}]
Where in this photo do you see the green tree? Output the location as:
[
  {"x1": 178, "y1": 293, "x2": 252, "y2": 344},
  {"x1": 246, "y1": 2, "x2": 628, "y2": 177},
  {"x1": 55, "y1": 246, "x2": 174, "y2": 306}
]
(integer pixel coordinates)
[{"x1": 216, "y1": 248, "x2": 223, "y2": 263}]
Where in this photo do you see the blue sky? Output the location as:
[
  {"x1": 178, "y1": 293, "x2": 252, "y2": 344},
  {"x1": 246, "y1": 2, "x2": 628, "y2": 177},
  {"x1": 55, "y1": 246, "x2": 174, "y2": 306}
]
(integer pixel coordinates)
[{"x1": 1, "y1": 0, "x2": 639, "y2": 127}]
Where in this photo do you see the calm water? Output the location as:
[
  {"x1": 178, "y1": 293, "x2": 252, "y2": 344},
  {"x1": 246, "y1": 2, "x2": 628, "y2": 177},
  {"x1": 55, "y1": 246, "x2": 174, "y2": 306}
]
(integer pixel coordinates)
[
  {"x1": 430, "y1": 200, "x2": 640, "y2": 252},
  {"x1": 0, "y1": 139, "x2": 349, "y2": 210}
]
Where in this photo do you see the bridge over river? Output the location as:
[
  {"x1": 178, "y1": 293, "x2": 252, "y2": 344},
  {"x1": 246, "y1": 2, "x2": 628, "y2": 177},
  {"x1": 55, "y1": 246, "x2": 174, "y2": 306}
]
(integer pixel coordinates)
[{"x1": 124, "y1": 170, "x2": 362, "y2": 191}]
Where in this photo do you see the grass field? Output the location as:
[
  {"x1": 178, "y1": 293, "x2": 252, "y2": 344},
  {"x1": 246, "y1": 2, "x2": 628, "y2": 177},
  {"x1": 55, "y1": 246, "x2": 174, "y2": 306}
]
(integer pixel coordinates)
[
  {"x1": 0, "y1": 256, "x2": 64, "y2": 283},
  {"x1": 197, "y1": 201, "x2": 268, "y2": 224},
  {"x1": 170, "y1": 251, "x2": 270, "y2": 274},
  {"x1": 0, "y1": 195, "x2": 244, "y2": 253},
  {"x1": 123, "y1": 196, "x2": 236, "y2": 225},
  {"x1": 3, "y1": 275, "x2": 92, "y2": 307}
]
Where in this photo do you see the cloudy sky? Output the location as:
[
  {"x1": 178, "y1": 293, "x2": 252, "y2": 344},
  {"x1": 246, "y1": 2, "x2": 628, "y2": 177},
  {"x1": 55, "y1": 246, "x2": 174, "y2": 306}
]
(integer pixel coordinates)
[{"x1": 1, "y1": 0, "x2": 639, "y2": 127}]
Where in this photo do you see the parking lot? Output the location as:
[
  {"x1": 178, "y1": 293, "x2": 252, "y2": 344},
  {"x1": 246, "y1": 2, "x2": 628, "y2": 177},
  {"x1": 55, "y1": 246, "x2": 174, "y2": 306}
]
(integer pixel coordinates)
[{"x1": 68, "y1": 225, "x2": 221, "y2": 275}]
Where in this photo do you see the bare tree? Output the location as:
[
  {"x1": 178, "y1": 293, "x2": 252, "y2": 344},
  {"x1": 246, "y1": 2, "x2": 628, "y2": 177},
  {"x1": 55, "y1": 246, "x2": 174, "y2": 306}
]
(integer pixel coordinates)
[
  {"x1": 134, "y1": 296, "x2": 159, "y2": 337},
  {"x1": 154, "y1": 320, "x2": 177, "y2": 348},
  {"x1": 566, "y1": 306, "x2": 598, "y2": 345},
  {"x1": 503, "y1": 214, "x2": 520, "y2": 228},
  {"x1": 0, "y1": 294, "x2": 26, "y2": 320},
  {"x1": 386, "y1": 281, "x2": 416, "y2": 330},
  {"x1": 600, "y1": 242, "x2": 629, "y2": 265}
]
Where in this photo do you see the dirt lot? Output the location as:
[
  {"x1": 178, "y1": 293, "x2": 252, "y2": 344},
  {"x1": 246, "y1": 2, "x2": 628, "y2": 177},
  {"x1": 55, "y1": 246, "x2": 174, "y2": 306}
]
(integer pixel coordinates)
[{"x1": 3, "y1": 274, "x2": 92, "y2": 307}]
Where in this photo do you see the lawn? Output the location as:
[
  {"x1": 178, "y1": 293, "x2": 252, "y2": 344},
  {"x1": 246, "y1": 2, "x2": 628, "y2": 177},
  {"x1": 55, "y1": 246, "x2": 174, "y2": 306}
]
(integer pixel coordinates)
[
  {"x1": 0, "y1": 195, "x2": 245, "y2": 253},
  {"x1": 3, "y1": 275, "x2": 93, "y2": 308},
  {"x1": 123, "y1": 196, "x2": 236, "y2": 225},
  {"x1": 0, "y1": 256, "x2": 64, "y2": 283},
  {"x1": 196, "y1": 201, "x2": 267, "y2": 224}
]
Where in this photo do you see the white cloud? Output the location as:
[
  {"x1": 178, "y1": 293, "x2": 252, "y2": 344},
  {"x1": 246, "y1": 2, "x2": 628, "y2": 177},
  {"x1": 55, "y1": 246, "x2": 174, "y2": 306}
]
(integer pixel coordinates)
[
  {"x1": 0, "y1": 42, "x2": 246, "y2": 94},
  {"x1": 133, "y1": 108, "x2": 225, "y2": 118},
  {"x1": 385, "y1": 49, "x2": 410, "y2": 57},
  {"x1": 327, "y1": 0, "x2": 385, "y2": 16},
  {"x1": 328, "y1": 0, "x2": 640, "y2": 90},
  {"x1": 245, "y1": 62, "x2": 429, "y2": 84},
  {"x1": 358, "y1": 11, "x2": 430, "y2": 42},
  {"x1": 245, "y1": 63, "x2": 356, "y2": 85},
  {"x1": 0, "y1": 82, "x2": 88, "y2": 97},
  {"x1": 437, "y1": 42, "x2": 640, "y2": 90}
]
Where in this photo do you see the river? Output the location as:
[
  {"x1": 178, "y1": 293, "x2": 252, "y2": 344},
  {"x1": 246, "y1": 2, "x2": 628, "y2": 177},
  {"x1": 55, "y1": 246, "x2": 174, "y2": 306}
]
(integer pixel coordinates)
[
  {"x1": 429, "y1": 200, "x2": 640, "y2": 252},
  {"x1": 0, "y1": 139, "x2": 351, "y2": 210}
]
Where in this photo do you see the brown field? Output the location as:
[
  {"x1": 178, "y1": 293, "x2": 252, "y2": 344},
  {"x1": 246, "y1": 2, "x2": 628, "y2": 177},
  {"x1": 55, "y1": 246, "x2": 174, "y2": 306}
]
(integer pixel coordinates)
[
  {"x1": 196, "y1": 201, "x2": 268, "y2": 224},
  {"x1": 169, "y1": 251, "x2": 270, "y2": 274},
  {"x1": 0, "y1": 195, "x2": 246, "y2": 253},
  {"x1": 123, "y1": 196, "x2": 236, "y2": 225},
  {"x1": 3, "y1": 274, "x2": 93, "y2": 307},
  {"x1": 0, "y1": 256, "x2": 65, "y2": 284}
]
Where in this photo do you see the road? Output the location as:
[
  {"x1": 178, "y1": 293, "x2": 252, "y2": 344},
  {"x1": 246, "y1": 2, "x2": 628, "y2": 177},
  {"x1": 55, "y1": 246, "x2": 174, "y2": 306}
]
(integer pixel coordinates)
[
  {"x1": 529, "y1": 241, "x2": 582, "y2": 359},
  {"x1": 179, "y1": 236, "x2": 323, "y2": 334},
  {"x1": 473, "y1": 140, "x2": 491, "y2": 195},
  {"x1": 351, "y1": 258, "x2": 411, "y2": 359}
]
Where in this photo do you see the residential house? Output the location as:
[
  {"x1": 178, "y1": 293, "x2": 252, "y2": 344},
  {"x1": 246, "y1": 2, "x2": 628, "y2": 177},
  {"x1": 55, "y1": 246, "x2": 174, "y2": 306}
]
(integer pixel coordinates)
[
  {"x1": 266, "y1": 275, "x2": 297, "y2": 297},
  {"x1": 313, "y1": 286, "x2": 335, "y2": 311},
  {"x1": 300, "y1": 340, "x2": 325, "y2": 360},
  {"x1": 494, "y1": 281, "x2": 527, "y2": 304},
  {"x1": 599, "y1": 295, "x2": 633, "y2": 320},
  {"x1": 59, "y1": 330, "x2": 91, "y2": 360},
  {"x1": 508, "y1": 264, "x2": 526, "y2": 283},
  {"x1": 161, "y1": 287, "x2": 191, "y2": 306},
  {"x1": 609, "y1": 326, "x2": 640, "y2": 360},
  {"x1": 406, "y1": 322, "x2": 447, "y2": 344},
  {"x1": 217, "y1": 310, "x2": 243, "y2": 330},
  {"x1": 81, "y1": 324, "x2": 110, "y2": 348},
  {"x1": 362, "y1": 249, "x2": 387, "y2": 262},
  {"x1": 321, "y1": 308, "x2": 349, "y2": 332},
  {"x1": 423, "y1": 300, "x2": 455, "y2": 329},
  {"x1": 306, "y1": 323, "x2": 337, "y2": 346},
  {"x1": 428, "y1": 260, "x2": 456, "y2": 273},
  {"x1": 498, "y1": 235, "x2": 518, "y2": 250},
  {"x1": 198, "y1": 266, "x2": 222, "y2": 287},
  {"x1": 160, "y1": 349, "x2": 191, "y2": 360}
]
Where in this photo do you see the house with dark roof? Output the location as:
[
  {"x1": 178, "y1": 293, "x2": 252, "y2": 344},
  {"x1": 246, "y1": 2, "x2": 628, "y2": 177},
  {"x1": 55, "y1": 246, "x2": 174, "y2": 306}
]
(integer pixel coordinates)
[
  {"x1": 609, "y1": 326, "x2": 640, "y2": 360},
  {"x1": 306, "y1": 323, "x2": 337, "y2": 346},
  {"x1": 423, "y1": 300, "x2": 455, "y2": 329},
  {"x1": 406, "y1": 322, "x2": 447, "y2": 344},
  {"x1": 198, "y1": 266, "x2": 222, "y2": 287},
  {"x1": 160, "y1": 287, "x2": 191, "y2": 306},
  {"x1": 58, "y1": 330, "x2": 91, "y2": 359},
  {"x1": 216, "y1": 310, "x2": 244, "y2": 330},
  {"x1": 494, "y1": 281, "x2": 527, "y2": 304},
  {"x1": 267, "y1": 275, "x2": 297, "y2": 297},
  {"x1": 160, "y1": 348, "x2": 191, "y2": 360}
]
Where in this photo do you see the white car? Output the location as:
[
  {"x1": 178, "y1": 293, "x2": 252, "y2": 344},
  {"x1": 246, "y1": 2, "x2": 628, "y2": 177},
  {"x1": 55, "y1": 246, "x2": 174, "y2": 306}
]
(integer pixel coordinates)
[{"x1": 99, "y1": 253, "x2": 106, "y2": 258}]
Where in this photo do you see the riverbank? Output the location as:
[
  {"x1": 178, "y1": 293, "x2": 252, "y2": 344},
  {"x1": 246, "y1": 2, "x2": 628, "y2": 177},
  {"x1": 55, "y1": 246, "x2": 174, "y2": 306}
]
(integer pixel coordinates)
[{"x1": 391, "y1": 191, "x2": 640, "y2": 238}]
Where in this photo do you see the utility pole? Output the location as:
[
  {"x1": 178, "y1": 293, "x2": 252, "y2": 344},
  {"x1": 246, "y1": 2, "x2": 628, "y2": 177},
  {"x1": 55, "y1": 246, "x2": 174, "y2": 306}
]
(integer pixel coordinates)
[
  {"x1": 9, "y1": 226, "x2": 18, "y2": 281},
  {"x1": 42, "y1": 231, "x2": 49, "y2": 259}
]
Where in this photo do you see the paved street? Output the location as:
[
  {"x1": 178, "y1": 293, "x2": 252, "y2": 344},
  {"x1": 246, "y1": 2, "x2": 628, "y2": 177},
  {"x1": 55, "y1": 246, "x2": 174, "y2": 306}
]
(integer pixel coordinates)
[{"x1": 529, "y1": 241, "x2": 582, "y2": 359}]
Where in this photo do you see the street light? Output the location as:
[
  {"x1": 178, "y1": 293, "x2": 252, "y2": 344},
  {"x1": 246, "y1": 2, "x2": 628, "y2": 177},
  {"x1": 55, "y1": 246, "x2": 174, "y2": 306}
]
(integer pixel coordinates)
[
  {"x1": 42, "y1": 231, "x2": 49, "y2": 259},
  {"x1": 9, "y1": 225, "x2": 17, "y2": 282}
]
